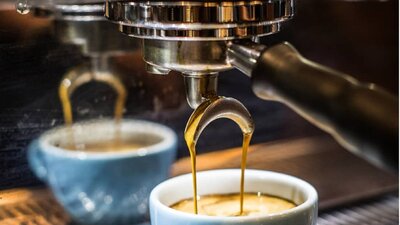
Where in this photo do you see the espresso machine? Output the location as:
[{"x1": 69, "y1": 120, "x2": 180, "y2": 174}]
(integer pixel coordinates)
[
  {"x1": 102, "y1": 0, "x2": 397, "y2": 170},
  {"x1": 0, "y1": 0, "x2": 398, "y2": 224},
  {"x1": 18, "y1": 0, "x2": 139, "y2": 120},
  {"x1": 18, "y1": 0, "x2": 397, "y2": 169}
]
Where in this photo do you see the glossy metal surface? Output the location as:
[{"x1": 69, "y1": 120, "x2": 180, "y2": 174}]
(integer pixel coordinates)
[
  {"x1": 104, "y1": 0, "x2": 293, "y2": 109},
  {"x1": 227, "y1": 41, "x2": 266, "y2": 76},
  {"x1": 142, "y1": 38, "x2": 267, "y2": 109},
  {"x1": 27, "y1": 1, "x2": 139, "y2": 61},
  {"x1": 142, "y1": 39, "x2": 230, "y2": 74},
  {"x1": 184, "y1": 74, "x2": 218, "y2": 108},
  {"x1": 185, "y1": 97, "x2": 254, "y2": 143},
  {"x1": 105, "y1": 0, "x2": 293, "y2": 108},
  {"x1": 31, "y1": 2, "x2": 104, "y2": 20},
  {"x1": 106, "y1": 0, "x2": 293, "y2": 40},
  {"x1": 55, "y1": 19, "x2": 138, "y2": 57},
  {"x1": 142, "y1": 39, "x2": 227, "y2": 108}
]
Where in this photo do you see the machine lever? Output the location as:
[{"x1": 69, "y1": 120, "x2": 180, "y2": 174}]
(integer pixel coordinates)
[{"x1": 229, "y1": 42, "x2": 398, "y2": 170}]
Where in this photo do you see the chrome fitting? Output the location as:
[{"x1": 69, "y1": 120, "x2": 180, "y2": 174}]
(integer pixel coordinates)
[
  {"x1": 184, "y1": 74, "x2": 218, "y2": 109},
  {"x1": 106, "y1": 0, "x2": 294, "y2": 41},
  {"x1": 145, "y1": 63, "x2": 171, "y2": 75}
]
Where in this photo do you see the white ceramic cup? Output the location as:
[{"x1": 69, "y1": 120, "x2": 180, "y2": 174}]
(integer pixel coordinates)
[{"x1": 150, "y1": 169, "x2": 318, "y2": 225}]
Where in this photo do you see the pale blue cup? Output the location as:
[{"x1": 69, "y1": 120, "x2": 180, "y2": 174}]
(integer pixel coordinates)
[{"x1": 28, "y1": 119, "x2": 177, "y2": 225}]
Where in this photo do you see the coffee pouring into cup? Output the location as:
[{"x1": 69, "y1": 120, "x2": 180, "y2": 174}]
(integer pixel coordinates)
[
  {"x1": 20, "y1": 0, "x2": 397, "y2": 170},
  {"x1": 150, "y1": 169, "x2": 318, "y2": 225},
  {"x1": 17, "y1": 0, "x2": 396, "y2": 224},
  {"x1": 20, "y1": 2, "x2": 178, "y2": 224}
]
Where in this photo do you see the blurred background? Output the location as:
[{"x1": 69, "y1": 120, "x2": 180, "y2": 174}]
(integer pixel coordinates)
[{"x1": 0, "y1": 0, "x2": 398, "y2": 190}]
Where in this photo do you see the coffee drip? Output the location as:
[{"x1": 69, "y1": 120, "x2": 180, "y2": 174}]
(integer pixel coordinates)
[
  {"x1": 184, "y1": 96, "x2": 254, "y2": 215},
  {"x1": 59, "y1": 59, "x2": 127, "y2": 150}
]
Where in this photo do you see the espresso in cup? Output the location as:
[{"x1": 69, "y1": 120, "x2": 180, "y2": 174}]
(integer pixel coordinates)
[
  {"x1": 149, "y1": 169, "x2": 318, "y2": 225},
  {"x1": 58, "y1": 66, "x2": 128, "y2": 152},
  {"x1": 28, "y1": 119, "x2": 177, "y2": 224},
  {"x1": 62, "y1": 141, "x2": 145, "y2": 152},
  {"x1": 184, "y1": 97, "x2": 255, "y2": 215},
  {"x1": 171, "y1": 193, "x2": 296, "y2": 216},
  {"x1": 60, "y1": 137, "x2": 158, "y2": 152}
]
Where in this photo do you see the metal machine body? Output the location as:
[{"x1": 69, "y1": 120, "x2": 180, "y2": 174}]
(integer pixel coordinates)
[
  {"x1": 105, "y1": 0, "x2": 292, "y2": 41},
  {"x1": 19, "y1": 0, "x2": 138, "y2": 128},
  {"x1": 105, "y1": 0, "x2": 294, "y2": 108},
  {"x1": 25, "y1": 0, "x2": 138, "y2": 66},
  {"x1": 18, "y1": 0, "x2": 397, "y2": 169},
  {"x1": 104, "y1": 0, "x2": 397, "y2": 170}
]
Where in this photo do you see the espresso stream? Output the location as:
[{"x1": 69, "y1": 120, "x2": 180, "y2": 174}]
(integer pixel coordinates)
[
  {"x1": 59, "y1": 68, "x2": 127, "y2": 150},
  {"x1": 184, "y1": 97, "x2": 254, "y2": 216}
]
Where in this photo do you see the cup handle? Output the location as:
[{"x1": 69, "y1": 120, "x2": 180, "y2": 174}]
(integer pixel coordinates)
[{"x1": 27, "y1": 140, "x2": 48, "y2": 182}]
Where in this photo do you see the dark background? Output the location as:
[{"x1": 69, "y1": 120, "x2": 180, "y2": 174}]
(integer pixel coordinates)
[{"x1": 0, "y1": 0, "x2": 398, "y2": 189}]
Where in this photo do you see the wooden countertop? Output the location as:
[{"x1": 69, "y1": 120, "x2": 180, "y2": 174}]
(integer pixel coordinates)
[
  {"x1": 172, "y1": 136, "x2": 398, "y2": 210},
  {"x1": 0, "y1": 136, "x2": 398, "y2": 224}
]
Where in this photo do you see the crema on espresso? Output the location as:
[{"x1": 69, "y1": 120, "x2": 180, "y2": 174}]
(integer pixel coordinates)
[{"x1": 171, "y1": 193, "x2": 296, "y2": 217}]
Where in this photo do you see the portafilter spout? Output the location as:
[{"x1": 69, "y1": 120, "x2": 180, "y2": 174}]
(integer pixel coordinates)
[
  {"x1": 184, "y1": 74, "x2": 218, "y2": 109},
  {"x1": 185, "y1": 96, "x2": 254, "y2": 147}
]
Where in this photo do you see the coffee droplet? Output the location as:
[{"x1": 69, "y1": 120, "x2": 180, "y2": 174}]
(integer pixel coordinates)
[{"x1": 16, "y1": 0, "x2": 30, "y2": 15}]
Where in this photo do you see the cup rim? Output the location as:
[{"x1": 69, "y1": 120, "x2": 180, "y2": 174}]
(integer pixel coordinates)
[
  {"x1": 150, "y1": 169, "x2": 318, "y2": 222},
  {"x1": 37, "y1": 119, "x2": 177, "y2": 160}
]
